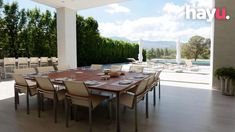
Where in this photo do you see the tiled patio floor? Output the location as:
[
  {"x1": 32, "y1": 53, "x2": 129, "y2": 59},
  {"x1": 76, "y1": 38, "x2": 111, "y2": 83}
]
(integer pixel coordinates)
[{"x1": 0, "y1": 80, "x2": 235, "y2": 132}]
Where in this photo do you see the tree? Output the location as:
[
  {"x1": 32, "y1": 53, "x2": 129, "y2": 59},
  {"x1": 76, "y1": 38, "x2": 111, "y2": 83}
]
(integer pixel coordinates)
[
  {"x1": 156, "y1": 48, "x2": 161, "y2": 57},
  {"x1": 181, "y1": 43, "x2": 192, "y2": 59},
  {"x1": 200, "y1": 38, "x2": 211, "y2": 59},
  {"x1": 147, "y1": 48, "x2": 156, "y2": 59},
  {"x1": 0, "y1": 1, "x2": 144, "y2": 65},
  {"x1": 0, "y1": 0, "x2": 3, "y2": 8},
  {"x1": 142, "y1": 49, "x2": 147, "y2": 61},
  {"x1": 181, "y1": 35, "x2": 210, "y2": 61},
  {"x1": 164, "y1": 48, "x2": 169, "y2": 56},
  {"x1": 3, "y1": 2, "x2": 21, "y2": 57},
  {"x1": 0, "y1": 0, "x2": 3, "y2": 57}
]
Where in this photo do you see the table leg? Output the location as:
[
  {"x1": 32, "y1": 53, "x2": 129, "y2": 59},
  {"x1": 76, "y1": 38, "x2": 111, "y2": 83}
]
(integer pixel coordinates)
[
  {"x1": 159, "y1": 80, "x2": 161, "y2": 99},
  {"x1": 153, "y1": 86, "x2": 156, "y2": 106},
  {"x1": 116, "y1": 92, "x2": 120, "y2": 132}
]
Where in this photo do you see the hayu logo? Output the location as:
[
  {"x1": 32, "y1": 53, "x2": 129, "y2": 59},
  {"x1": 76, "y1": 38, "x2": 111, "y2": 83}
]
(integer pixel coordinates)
[{"x1": 185, "y1": 5, "x2": 230, "y2": 22}]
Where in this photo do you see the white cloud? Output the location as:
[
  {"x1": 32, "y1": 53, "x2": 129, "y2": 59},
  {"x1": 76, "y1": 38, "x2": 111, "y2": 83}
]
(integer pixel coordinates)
[
  {"x1": 189, "y1": 0, "x2": 213, "y2": 8},
  {"x1": 105, "y1": 4, "x2": 130, "y2": 14},
  {"x1": 99, "y1": 1, "x2": 212, "y2": 41},
  {"x1": 163, "y1": 3, "x2": 184, "y2": 15}
]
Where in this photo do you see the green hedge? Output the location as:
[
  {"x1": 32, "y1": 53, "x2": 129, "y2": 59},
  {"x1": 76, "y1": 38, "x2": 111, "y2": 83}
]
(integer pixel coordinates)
[
  {"x1": 76, "y1": 16, "x2": 140, "y2": 66},
  {"x1": 0, "y1": 2, "x2": 146, "y2": 65},
  {"x1": 78, "y1": 37, "x2": 139, "y2": 66}
]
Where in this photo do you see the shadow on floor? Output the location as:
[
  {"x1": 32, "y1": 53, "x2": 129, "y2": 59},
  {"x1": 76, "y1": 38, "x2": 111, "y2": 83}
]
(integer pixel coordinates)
[{"x1": 0, "y1": 86, "x2": 235, "y2": 132}]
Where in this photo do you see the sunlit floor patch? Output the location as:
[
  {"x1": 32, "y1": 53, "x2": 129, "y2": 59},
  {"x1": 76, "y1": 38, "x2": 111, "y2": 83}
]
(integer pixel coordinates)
[
  {"x1": 161, "y1": 81, "x2": 211, "y2": 90},
  {"x1": 0, "y1": 80, "x2": 15, "y2": 100}
]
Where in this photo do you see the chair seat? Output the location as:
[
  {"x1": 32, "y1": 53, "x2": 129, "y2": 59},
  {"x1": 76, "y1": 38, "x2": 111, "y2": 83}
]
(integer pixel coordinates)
[
  {"x1": 91, "y1": 94, "x2": 108, "y2": 108},
  {"x1": 127, "y1": 86, "x2": 137, "y2": 93},
  {"x1": 26, "y1": 80, "x2": 37, "y2": 95},
  {"x1": 26, "y1": 80, "x2": 37, "y2": 87},
  {"x1": 120, "y1": 92, "x2": 146, "y2": 108},
  {"x1": 68, "y1": 94, "x2": 108, "y2": 109},
  {"x1": 39, "y1": 89, "x2": 65, "y2": 100},
  {"x1": 15, "y1": 81, "x2": 37, "y2": 96},
  {"x1": 126, "y1": 84, "x2": 138, "y2": 94}
]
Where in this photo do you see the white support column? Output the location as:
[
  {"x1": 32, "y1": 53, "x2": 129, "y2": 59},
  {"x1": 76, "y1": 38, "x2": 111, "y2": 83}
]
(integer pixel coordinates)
[
  {"x1": 57, "y1": 7, "x2": 77, "y2": 68},
  {"x1": 138, "y1": 39, "x2": 143, "y2": 62},
  {"x1": 176, "y1": 39, "x2": 181, "y2": 65}
]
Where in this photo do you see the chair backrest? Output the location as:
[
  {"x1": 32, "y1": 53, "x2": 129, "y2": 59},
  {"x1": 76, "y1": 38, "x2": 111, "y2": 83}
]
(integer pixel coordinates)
[
  {"x1": 35, "y1": 77, "x2": 54, "y2": 91},
  {"x1": 51, "y1": 57, "x2": 58, "y2": 63},
  {"x1": 110, "y1": 65, "x2": 122, "y2": 71},
  {"x1": 90, "y1": 64, "x2": 102, "y2": 70},
  {"x1": 37, "y1": 66, "x2": 55, "y2": 74},
  {"x1": 64, "y1": 81, "x2": 89, "y2": 97},
  {"x1": 147, "y1": 75, "x2": 155, "y2": 90},
  {"x1": 154, "y1": 70, "x2": 162, "y2": 82},
  {"x1": 14, "y1": 68, "x2": 36, "y2": 75},
  {"x1": 4, "y1": 58, "x2": 15, "y2": 65},
  {"x1": 129, "y1": 66, "x2": 143, "y2": 73},
  {"x1": 57, "y1": 65, "x2": 70, "y2": 71},
  {"x1": 18, "y1": 57, "x2": 28, "y2": 64},
  {"x1": 30, "y1": 57, "x2": 39, "y2": 64},
  {"x1": 135, "y1": 77, "x2": 149, "y2": 95},
  {"x1": 40, "y1": 57, "x2": 48, "y2": 63},
  {"x1": 12, "y1": 74, "x2": 27, "y2": 86}
]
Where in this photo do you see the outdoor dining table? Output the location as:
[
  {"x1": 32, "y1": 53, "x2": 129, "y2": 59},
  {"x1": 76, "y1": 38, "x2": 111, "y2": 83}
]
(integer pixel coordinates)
[{"x1": 25, "y1": 68, "x2": 151, "y2": 132}]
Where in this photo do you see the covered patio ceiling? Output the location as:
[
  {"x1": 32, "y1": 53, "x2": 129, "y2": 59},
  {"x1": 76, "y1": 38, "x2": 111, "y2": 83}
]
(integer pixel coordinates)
[{"x1": 32, "y1": 0, "x2": 129, "y2": 10}]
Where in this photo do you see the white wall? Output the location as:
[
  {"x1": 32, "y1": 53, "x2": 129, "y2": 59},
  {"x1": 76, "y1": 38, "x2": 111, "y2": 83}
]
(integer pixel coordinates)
[{"x1": 213, "y1": 0, "x2": 235, "y2": 89}]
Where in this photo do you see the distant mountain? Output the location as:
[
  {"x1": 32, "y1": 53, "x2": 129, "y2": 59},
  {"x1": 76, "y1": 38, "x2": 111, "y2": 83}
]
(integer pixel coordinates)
[
  {"x1": 111, "y1": 36, "x2": 130, "y2": 42},
  {"x1": 111, "y1": 37, "x2": 176, "y2": 50}
]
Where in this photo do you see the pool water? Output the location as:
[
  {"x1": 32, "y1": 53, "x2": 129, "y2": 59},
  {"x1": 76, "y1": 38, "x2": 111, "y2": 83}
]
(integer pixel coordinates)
[
  {"x1": 192, "y1": 61, "x2": 210, "y2": 66},
  {"x1": 155, "y1": 59, "x2": 210, "y2": 66}
]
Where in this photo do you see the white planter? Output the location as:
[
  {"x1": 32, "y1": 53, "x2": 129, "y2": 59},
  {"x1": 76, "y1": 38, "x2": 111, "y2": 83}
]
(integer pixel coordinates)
[{"x1": 220, "y1": 77, "x2": 235, "y2": 96}]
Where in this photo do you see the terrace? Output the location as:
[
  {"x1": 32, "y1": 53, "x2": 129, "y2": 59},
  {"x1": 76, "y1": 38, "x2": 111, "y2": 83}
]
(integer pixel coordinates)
[{"x1": 1, "y1": 0, "x2": 235, "y2": 132}]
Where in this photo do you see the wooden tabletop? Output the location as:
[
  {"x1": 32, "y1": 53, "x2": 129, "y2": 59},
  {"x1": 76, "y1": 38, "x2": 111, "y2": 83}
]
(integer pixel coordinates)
[{"x1": 46, "y1": 68, "x2": 150, "y2": 93}]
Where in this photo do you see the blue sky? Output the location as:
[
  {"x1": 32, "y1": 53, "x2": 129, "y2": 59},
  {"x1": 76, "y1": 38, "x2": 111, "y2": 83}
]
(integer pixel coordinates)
[{"x1": 3, "y1": 0, "x2": 212, "y2": 42}]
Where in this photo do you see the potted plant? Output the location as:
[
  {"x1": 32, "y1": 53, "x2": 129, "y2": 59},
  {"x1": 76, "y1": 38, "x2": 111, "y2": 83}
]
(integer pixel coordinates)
[{"x1": 215, "y1": 67, "x2": 235, "y2": 96}]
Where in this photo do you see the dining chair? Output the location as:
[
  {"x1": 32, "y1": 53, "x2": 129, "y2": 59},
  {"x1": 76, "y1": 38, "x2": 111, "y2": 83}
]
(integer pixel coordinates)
[
  {"x1": 90, "y1": 64, "x2": 102, "y2": 70},
  {"x1": 57, "y1": 65, "x2": 70, "y2": 71},
  {"x1": 37, "y1": 66, "x2": 55, "y2": 74},
  {"x1": 0, "y1": 66, "x2": 3, "y2": 80},
  {"x1": 4, "y1": 57, "x2": 16, "y2": 78},
  {"x1": 64, "y1": 80, "x2": 109, "y2": 132},
  {"x1": 35, "y1": 77, "x2": 66, "y2": 123},
  {"x1": 110, "y1": 65, "x2": 122, "y2": 71},
  {"x1": 144, "y1": 74, "x2": 155, "y2": 118},
  {"x1": 29, "y1": 57, "x2": 39, "y2": 68},
  {"x1": 12, "y1": 73, "x2": 37, "y2": 114},
  {"x1": 119, "y1": 77, "x2": 149, "y2": 132},
  {"x1": 18, "y1": 57, "x2": 29, "y2": 69},
  {"x1": 40, "y1": 57, "x2": 48, "y2": 67},
  {"x1": 152, "y1": 70, "x2": 162, "y2": 104},
  {"x1": 51, "y1": 57, "x2": 58, "y2": 66},
  {"x1": 129, "y1": 66, "x2": 144, "y2": 73}
]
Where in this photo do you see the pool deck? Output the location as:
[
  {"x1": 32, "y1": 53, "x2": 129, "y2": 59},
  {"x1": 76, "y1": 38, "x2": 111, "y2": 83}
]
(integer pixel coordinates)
[{"x1": 121, "y1": 64, "x2": 210, "y2": 84}]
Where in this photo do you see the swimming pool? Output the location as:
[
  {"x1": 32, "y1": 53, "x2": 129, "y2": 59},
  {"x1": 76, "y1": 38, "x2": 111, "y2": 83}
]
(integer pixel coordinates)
[{"x1": 154, "y1": 59, "x2": 210, "y2": 66}]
